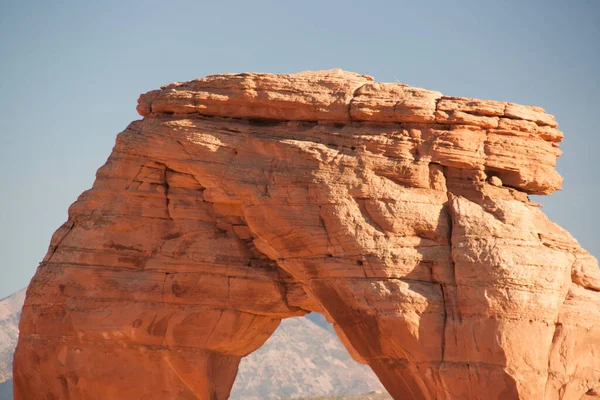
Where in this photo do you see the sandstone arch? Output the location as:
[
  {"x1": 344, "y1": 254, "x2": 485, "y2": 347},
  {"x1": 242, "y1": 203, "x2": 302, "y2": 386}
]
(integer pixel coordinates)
[{"x1": 14, "y1": 70, "x2": 600, "y2": 400}]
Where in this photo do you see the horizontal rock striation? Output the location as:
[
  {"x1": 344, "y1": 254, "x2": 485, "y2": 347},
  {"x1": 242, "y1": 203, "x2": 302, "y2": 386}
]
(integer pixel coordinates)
[{"x1": 14, "y1": 69, "x2": 600, "y2": 400}]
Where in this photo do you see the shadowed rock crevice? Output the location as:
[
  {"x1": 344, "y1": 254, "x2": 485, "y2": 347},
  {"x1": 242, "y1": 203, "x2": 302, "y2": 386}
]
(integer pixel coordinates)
[{"x1": 14, "y1": 69, "x2": 600, "y2": 400}]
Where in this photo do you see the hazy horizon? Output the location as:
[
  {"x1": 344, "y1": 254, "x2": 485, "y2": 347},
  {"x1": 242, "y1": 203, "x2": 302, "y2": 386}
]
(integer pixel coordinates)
[{"x1": 1, "y1": 0, "x2": 599, "y2": 298}]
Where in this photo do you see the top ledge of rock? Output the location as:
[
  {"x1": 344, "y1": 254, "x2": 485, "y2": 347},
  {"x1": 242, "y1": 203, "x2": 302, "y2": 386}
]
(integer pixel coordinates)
[
  {"x1": 137, "y1": 69, "x2": 564, "y2": 194},
  {"x1": 137, "y1": 68, "x2": 559, "y2": 130}
]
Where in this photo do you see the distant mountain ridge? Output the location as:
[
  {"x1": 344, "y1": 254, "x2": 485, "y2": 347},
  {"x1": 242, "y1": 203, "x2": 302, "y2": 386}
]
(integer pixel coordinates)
[
  {"x1": 0, "y1": 289, "x2": 24, "y2": 400},
  {"x1": 283, "y1": 394, "x2": 391, "y2": 400},
  {"x1": 0, "y1": 289, "x2": 385, "y2": 399},
  {"x1": 231, "y1": 314, "x2": 384, "y2": 399}
]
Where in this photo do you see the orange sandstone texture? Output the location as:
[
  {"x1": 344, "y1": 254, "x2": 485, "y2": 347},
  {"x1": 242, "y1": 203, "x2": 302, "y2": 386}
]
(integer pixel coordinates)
[{"x1": 13, "y1": 69, "x2": 600, "y2": 400}]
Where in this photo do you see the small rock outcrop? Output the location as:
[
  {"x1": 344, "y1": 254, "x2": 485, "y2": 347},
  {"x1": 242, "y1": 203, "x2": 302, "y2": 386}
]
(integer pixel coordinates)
[{"x1": 14, "y1": 70, "x2": 600, "y2": 399}]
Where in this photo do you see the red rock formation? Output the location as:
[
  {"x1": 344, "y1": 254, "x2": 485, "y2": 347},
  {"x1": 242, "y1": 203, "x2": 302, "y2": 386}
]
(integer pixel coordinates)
[{"x1": 13, "y1": 69, "x2": 600, "y2": 399}]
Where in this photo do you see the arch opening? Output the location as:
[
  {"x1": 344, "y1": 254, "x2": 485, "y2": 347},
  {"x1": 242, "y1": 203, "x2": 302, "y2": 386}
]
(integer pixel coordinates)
[{"x1": 230, "y1": 312, "x2": 389, "y2": 400}]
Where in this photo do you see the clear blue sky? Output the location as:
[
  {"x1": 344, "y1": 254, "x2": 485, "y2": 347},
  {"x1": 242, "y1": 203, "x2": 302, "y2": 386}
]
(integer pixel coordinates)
[{"x1": 1, "y1": 0, "x2": 598, "y2": 298}]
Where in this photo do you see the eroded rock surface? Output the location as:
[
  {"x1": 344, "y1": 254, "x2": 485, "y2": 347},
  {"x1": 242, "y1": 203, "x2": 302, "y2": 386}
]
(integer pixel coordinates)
[{"x1": 14, "y1": 69, "x2": 600, "y2": 400}]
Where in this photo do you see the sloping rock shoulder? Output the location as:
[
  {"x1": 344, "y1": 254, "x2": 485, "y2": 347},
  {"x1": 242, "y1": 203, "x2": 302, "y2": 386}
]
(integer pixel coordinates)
[{"x1": 14, "y1": 69, "x2": 600, "y2": 400}]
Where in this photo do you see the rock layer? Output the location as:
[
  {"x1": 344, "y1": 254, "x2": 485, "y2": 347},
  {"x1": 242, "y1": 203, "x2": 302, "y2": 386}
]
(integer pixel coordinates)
[{"x1": 14, "y1": 69, "x2": 600, "y2": 400}]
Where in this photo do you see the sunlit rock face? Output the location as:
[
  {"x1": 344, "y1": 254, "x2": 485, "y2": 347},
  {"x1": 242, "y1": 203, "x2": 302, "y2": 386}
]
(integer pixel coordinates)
[{"x1": 14, "y1": 69, "x2": 600, "y2": 400}]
